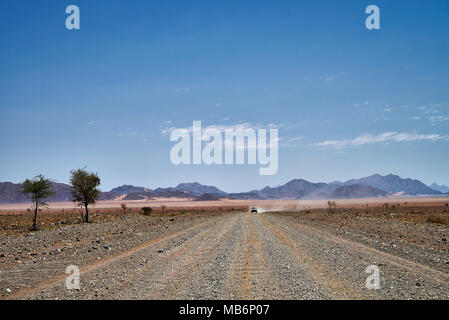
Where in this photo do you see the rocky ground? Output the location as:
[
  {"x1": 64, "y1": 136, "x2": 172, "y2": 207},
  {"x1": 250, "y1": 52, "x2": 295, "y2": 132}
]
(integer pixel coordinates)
[{"x1": 0, "y1": 209, "x2": 448, "y2": 300}]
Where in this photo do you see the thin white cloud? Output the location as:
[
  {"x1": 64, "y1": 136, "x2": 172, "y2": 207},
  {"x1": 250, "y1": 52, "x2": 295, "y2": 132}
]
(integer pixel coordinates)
[
  {"x1": 313, "y1": 132, "x2": 447, "y2": 149},
  {"x1": 278, "y1": 136, "x2": 303, "y2": 148},
  {"x1": 429, "y1": 115, "x2": 449, "y2": 123},
  {"x1": 288, "y1": 136, "x2": 302, "y2": 142},
  {"x1": 353, "y1": 101, "x2": 369, "y2": 107},
  {"x1": 161, "y1": 122, "x2": 276, "y2": 136},
  {"x1": 324, "y1": 76, "x2": 335, "y2": 83},
  {"x1": 161, "y1": 126, "x2": 176, "y2": 136},
  {"x1": 118, "y1": 128, "x2": 146, "y2": 138}
]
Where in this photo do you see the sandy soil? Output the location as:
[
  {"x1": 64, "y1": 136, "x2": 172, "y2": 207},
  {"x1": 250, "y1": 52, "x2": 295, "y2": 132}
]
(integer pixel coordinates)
[
  {"x1": 0, "y1": 206, "x2": 448, "y2": 300},
  {"x1": 1, "y1": 196, "x2": 448, "y2": 212}
]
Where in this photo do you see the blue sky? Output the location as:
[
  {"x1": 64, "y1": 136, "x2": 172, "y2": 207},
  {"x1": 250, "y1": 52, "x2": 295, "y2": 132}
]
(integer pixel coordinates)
[{"x1": 1, "y1": 0, "x2": 448, "y2": 192}]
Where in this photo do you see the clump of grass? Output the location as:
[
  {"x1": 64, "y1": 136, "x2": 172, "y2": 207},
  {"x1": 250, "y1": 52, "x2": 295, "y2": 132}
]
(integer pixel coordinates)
[{"x1": 426, "y1": 215, "x2": 449, "y2": 225}]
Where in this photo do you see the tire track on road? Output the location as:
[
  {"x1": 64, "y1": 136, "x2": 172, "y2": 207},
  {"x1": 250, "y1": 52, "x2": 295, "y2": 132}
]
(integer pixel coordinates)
[
  {"x1": 143, "y1": 214, "x2": 240, "y2": 299},
  {"x1": 5, "y1": 215, "x2": 219, "y2": 300},
  {"x1": 273, "y1": 214, "x2": 449, "y2": 287},
  {"x1": 259, "y1": 215, "x2": 372, "y2": 299},
  {"x1": 225, "y1": 213, "x2": 291, "y2": 299}
]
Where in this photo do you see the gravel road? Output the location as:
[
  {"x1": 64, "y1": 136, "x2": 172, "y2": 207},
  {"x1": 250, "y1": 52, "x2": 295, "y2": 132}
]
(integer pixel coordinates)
[{"x1": 1, "y1": 212, "x2": 448, "y2": 300}]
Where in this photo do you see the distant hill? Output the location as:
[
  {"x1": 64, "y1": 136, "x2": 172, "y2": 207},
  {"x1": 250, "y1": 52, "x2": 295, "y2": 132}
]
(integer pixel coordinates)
[
  {"x1": 110, "y1": 185, "x2": 149, "y2": 195},
  {"x1": 193, "y1": 193, "x2": 221, "y2": 201},
  {"x1": 151, "y1": 188, "x2": 193, "y2": 198},
  {"x1": 227, "y1": 191, "x2": 265, "y2": 200},
  {"x1": 256, "y1": 179, "x2": 330, "y2": 199},
  {"x1": 121, "y1": 191, "x2": 152, "y2": 201},
  {"x1": 429, "y1": 183, "x2": 449, "y2": 193},
  {"x1": 1, "y1": 174, "x2": 446, "y2": 203},
  {"x1": 344, "y1": 174, "x2": 440, "y2": 196},
  {"x1": 133, "y1": 182, "x2": 227, "y2": 199},
  {"x1": 330, "y1": 185, "x2": 389, "y2": 199},
  {"x1": 175, "y1": 182, "x2": 227, "y2": 197},
  {"x1": 240, "y1": 179, "x2": 388, "y2": 200}
]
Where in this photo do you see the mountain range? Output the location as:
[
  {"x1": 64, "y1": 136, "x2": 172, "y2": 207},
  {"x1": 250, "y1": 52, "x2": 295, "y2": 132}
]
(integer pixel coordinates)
[
  {"x1": 428, "y1": 183, "x2": 449, "y2": 194},
  {"x1": 0, "y1": 174, "x2": 447, "y2": 204}
]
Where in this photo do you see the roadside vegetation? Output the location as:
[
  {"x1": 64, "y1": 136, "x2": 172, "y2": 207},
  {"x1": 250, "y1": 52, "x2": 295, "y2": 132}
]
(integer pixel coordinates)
[
  {"x1": 70, "y1": 168, "x2": 101, "y2": 223},
  {"x1": 0, "y1": 205, "x2": 247, "y2": 236},
  {"x1": 21, "y1": 175, "x2": 55, "y2": 231}
]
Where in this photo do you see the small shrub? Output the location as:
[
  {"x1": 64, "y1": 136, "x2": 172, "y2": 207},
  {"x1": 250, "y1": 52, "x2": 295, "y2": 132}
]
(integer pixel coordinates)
[
  {"x1": 327, "y1": 201, "x2": 337, "y2": 214},
  {"x1": 161, "y1": 205, "x2": 167, "y2": 214},
  {"x1": 141, "y1": 207, "x2": 152, "y2": 216},
  {"x1": 120, "y1": 203, "x2": 127, "y2": 214},
  {"x1": 426, "y1": 215, "x2": 449, "y2": 225}
]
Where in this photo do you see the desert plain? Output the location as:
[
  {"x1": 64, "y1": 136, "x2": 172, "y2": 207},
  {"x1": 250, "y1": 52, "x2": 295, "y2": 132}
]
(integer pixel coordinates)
[{"x1": 0, "y1": 197, "x2": 448, "y2": 300}]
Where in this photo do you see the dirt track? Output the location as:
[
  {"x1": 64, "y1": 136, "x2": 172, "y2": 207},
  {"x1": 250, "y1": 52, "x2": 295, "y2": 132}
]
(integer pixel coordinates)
[{"x1": 1, "y1": 212, "x2": 448, "y2": 300}]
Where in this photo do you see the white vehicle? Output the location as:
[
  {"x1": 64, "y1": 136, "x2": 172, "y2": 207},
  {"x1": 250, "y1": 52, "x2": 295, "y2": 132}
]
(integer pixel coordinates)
[{"x1": 250, "y1": 206, "x2": 258, "y2": 213}]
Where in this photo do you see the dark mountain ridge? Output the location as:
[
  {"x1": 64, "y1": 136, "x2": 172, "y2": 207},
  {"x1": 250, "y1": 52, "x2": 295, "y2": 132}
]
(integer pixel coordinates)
[
  {"x1": 344, "y1": 174, "x2": 440, "y2": 195},
  {"x1": 0, "y1": 174, "x2": 445, "y2": 203}
]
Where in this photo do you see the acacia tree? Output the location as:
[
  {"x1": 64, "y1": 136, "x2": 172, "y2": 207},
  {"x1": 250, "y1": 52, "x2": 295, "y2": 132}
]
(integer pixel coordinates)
[
  {"x1": 22, "y1": 175, "x2": 55, "y2": 231},
  {"x1": 70, "y1": 169, "x2": 101, "y2": 223}
]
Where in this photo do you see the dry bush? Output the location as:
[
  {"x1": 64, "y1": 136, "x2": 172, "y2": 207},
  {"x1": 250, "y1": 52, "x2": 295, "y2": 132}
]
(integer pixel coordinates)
[
  {"x1": 327, "y1": 201, "x2": 337, "y2": 214},
  {"x1": 141, "y1": 207, "x2": 152, "y2": 216},
  {"x1": 426, "y1": 215, "x2": 449, "y2": 225}
]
